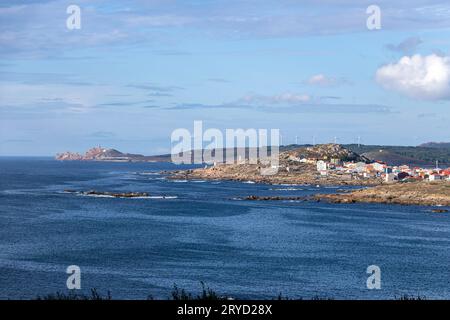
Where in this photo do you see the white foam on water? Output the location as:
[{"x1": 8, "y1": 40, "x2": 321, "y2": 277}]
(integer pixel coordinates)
[
  {"x1": 78, "y1": 194, "x2": 178, "y2": 199},
  {"x1": 270, "y1": 188, "x2": 304, "y2": 191},
  {"x1": 149, "y1": 196, "x2": 178, "y2": 199}
]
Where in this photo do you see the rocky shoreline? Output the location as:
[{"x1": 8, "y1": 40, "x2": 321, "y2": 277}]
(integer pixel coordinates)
[
  {"x1": 314, "y1": 181, "x2": 450, "y2": 207},
  {"x1": 167, "y1": 168, "x2": 450, "y2": 207}
]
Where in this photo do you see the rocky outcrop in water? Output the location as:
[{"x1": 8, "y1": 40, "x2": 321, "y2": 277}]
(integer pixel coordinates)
[
  {"x1": 64, "y1": 190, "x2": 150, "y2": 198},
  {"x1": 244, "y1": 195, "x2": 309, "y2": 201}
]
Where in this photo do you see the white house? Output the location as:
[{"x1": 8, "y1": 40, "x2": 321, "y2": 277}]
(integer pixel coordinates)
[
  {"x1": 317, "y1": 160, "x2": 327, "y2": 172},
  {"x1": 385, "y1": 173, "x2": 396, "y2": 182},
  {"x1": 429, "y1": 174, "x2": 442, "y2": 181}
]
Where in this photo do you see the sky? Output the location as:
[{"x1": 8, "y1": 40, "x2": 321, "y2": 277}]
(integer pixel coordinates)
[{"x1": 1, "y1": 0, "x2": 450, "y2": 156}]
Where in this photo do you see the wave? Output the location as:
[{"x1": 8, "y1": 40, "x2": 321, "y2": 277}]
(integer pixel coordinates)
[
  {"x1": 269, "y1": 188, "x2": 304, "y2": 191},
  {"x1": 272, "y1": 183, "x2": 310, "y2": 187},
  {"x1": 1, "y1": 189, "x2": 31, "y2": 195},
  {"x1": 134, "y1": 172, "x2": 160, "y2": 176},
  {"x1": 149, "y1": 196, "x2": 178, "y2": 199},
  {"x1": 78, "y1": 194, "x2": 178, "y2": 200}
]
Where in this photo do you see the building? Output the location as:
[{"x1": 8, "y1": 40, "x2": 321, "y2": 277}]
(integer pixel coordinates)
[
  {"x1": 429, "y1": 174, "x2": 442, "y2": 181},
  {"x1": 399, "y1": 165, "x2": 410, "y2": 172},
  {"x1": 385, "y1": 173, "x2": 396, "y2": 182},
  {"x1": 317, "y1": 160, "x2": 327, "y2": 172}
]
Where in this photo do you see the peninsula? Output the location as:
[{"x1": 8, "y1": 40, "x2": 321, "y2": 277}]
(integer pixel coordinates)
[{"x1": 170, "y1": 144, "x2": 450, "y2": 206}]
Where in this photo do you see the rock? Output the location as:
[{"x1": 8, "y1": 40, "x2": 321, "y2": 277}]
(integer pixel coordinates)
[
  {"x1": 431, "y1": 209, "x2": 448, "y2": 213},
  {"x1": 68, "y1": 190, "x2": 150, "y2": 198},
  {"x1": 244, "y1": 195, "x2": 306, "y2": 201}
]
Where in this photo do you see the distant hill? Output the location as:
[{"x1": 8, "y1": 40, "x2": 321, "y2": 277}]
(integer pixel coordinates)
[
  {"x1": 419, "y1": 142, "x2": 450, "y2": 149},
  {"x1": 344, "y1": 144, "x2": 450, "y2": 167},
  {"x1": 283, "y1": 143, "x2": 369, "y2": 162},
  {"x1": 359, "y1": 150, "x2": 430, "y2": 167}
]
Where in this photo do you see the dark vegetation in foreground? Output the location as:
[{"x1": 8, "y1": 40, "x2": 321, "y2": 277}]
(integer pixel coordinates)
[{"x1": 35, "y1": 283, "x2": 427, "y2": 301}]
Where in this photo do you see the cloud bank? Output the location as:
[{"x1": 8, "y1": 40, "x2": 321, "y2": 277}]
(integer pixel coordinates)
[{"x1": 375, "y1": 54, "x2": 450, "y2": 100}]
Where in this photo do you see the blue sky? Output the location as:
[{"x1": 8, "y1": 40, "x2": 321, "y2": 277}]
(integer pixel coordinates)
[{"x1": 1, "y1": 0, "x2": 450, "y2": 155}]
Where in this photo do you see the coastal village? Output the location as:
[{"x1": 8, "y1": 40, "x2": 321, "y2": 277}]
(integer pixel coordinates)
[
  {"x1": 280, "y1": 143, "x2": 450, "y2": 184},
  {"x1": 312, "y1": 157, "x2": 450, "y2": 183}
]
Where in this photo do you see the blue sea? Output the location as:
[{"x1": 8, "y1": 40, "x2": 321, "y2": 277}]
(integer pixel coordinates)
[{"x1": 0, "y1": 157, "x2": 449, "y2": 300}]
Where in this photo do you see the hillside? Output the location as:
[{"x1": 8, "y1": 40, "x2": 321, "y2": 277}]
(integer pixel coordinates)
[
  {"x1": 419, "y1": 142, "x2": 450, "y2": 149},
  {"x1": 344, "y1": 144, "x2": 450, "y2": 166},
  {"x1": 283, "y1": 143, "x2": 369, "y2": 162},
  {"x1": 360, "y1": 150, "x2": 429, "y2": 167}
]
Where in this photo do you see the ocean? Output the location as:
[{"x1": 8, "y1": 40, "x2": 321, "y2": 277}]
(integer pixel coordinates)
[{"x1": 0, "y1": 157, "x2": 449, "y2": 299}]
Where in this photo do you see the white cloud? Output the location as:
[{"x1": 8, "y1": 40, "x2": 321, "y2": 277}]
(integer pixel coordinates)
[
  {"x1": 307, "y1": 74, "x2": 335, "y2": 86},
  {"x1": 306, "y1": 74, "x2": 350, "y2": 87},
  {"x1": 375, "y1": 54, "x2": 450, "y2": 100}
]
